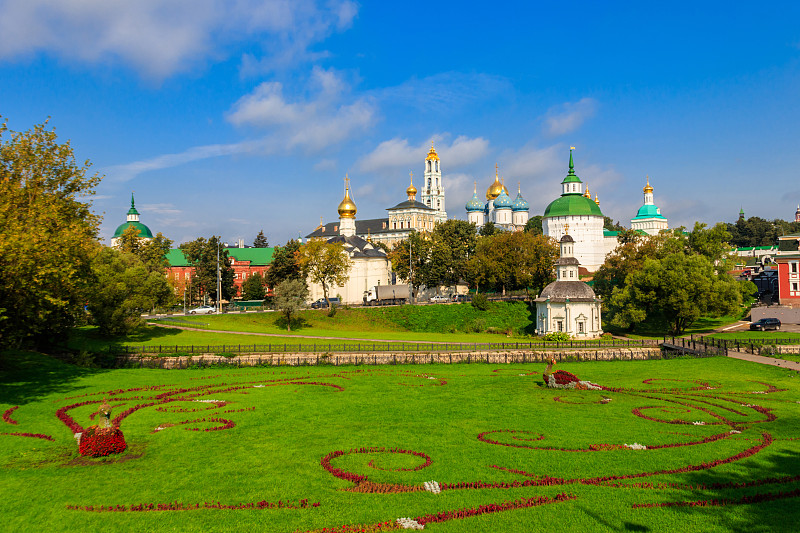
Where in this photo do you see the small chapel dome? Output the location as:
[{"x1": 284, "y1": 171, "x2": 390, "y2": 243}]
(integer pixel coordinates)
[
  {"x1": 465, "y1": 185, "x2": 484, "y2": 212},
  {"x1": 426, "y1": 143, "x2": 440, "y2": 161},
  {"x1": 512, "y1": 186, "x2": 529, "y2": 212},
  {"x1": 643, "y1": 176, "x2": 654, "y2": 194},
  {"x1": 493, "y1": 187, "x2": 513, "y2": 209},
  {"x1": 338, "y1": 178, "x2": 357, "y2": 219}
]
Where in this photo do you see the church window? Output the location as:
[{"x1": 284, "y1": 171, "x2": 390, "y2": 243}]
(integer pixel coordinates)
[
  {"x1": 393, "y1": 221, "x2": 397, "y2": 229},
  {"x1": 435, "y1": 161, "x2": 439, "y2": 172},
  {"x1": 578, "y1": 322, "x2": 585, "y2": 334},
  {"x1": 174, "y1": 272, "x2": 179, "y2": 280},
  {"x1": 428, "y1": 178, "x2": 431, "y2": 187},
  {"x1": 569, "y1": 270, "x2": 573, "y2": 278},
  {"x1": 242, "y1": 273, "x2": 247, "y2": 280},
  {"x1": 556, "y1": 320, "x2": 563, "y2": 332},
  {"x1": 791, "y1": 262, "x2": 798, "y2": 275},
  {"x1": 185, "y1": 272, "x2": 190, "y2": 280},
  {"x1": 427, "y1": 161, "x2": 431, "y2": 172}
]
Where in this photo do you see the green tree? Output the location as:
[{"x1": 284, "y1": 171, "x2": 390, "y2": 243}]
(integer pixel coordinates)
[
  {"x1": 264, "y1": 239, "x2": 302, "y2": 288},
  {"x1": 523, "y1": 215, "x2": 544, "y2": 235},
  {"x1": 253, "y1": 230, "x2": 269, "y2": 248},
  {"x1": 607, "y1": 253, "x2": 743, "y2": 335},
  {"x1": 0, "y1": 118, "x2": 101, "y2": 349},
  {"x1": 88, "y1": 246, "x2": 174, "y2": 335},
  {"x1": 388, "y1": 231, "x2": 430, "y2": 293},
  {"x1": 468, "y1": 232, "x2": 559, "y2": 296},
  {"x1": 241, "y1": 272, "x2": 267, "y2": 300},
  {"x1": 431, "y1": 219, "x2": 477, "y2": 287},
  {"x1": 179, "y1": 236, "x2": 235, "y2": 305},
  {"x1": 603, "y1": 216, "x2": 625, "y2": 232},
  {"x1": 296, "y1": 239, "x2": 352, "y2": 307},
  {"x1": 273, "y1": 278, "x2": 308, "y2": 331},
  {"x1": 478, "y1": 221, "x2": 502, "y2": 237},
  {"x1": 593, "y1": 232, "x2": 668, "y2": 300},
  {"x1": 118, "y1": 227, "x2": 172, "y2": 274}
]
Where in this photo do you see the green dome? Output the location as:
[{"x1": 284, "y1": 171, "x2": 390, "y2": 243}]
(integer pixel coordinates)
[
  {"x1": 632, "y1": 204, "x2": 666, "y2": 220},
  {"x1": 544, "y1": 194, "x2": 604, "y2": 218},
  {"x1": 113, "y1": 221, "x2": 153, "y2": 239}
]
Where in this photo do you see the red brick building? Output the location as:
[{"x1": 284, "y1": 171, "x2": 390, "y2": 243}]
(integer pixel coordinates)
[
  {"x1": 775, "y1": 233, "x2": 800, "y2": 306},
  {"x1": 166, "y1": 247, "x2": 273, "y2": 300}
]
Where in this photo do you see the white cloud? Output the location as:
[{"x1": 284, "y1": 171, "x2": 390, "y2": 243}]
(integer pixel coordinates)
[
  {"x1": 313, "y1": 158, "x2": 337, "y2": 171},
  {"x1": 376, "y1": 72, "x2": 513, "y2": 111},
  {"x1": 544, "y1": 98, "x2": 598, "y2": 137},
  {"x1": 139, "y1": 203, "x2": 182, "y2": 216},
  {"x1": 0, "y1": 0, "x2": 358, "y2": 80},
  {"x1": 103, "y1": 139, "x2": 267, "y2": 182},
  {"x1": 358, "y1": 136, "x2": 489, "y2": 173}
]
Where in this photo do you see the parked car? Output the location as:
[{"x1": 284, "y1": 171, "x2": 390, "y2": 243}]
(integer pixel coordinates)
[
  {"x1": 750, "y1": 318, "x2": 781, "y2": 331},
  {"x1": 452, "y1": 294, "x2": 472, "y2": 302},
  {"x1": 188, "y1": 305, "x2": 216, "y2": 315},
  {"x1": 310, "y1": 297, "x2": 341, "y2": 309},
  {"x1": 430, "y1": 295, "x2": 450, "y2": 303}
]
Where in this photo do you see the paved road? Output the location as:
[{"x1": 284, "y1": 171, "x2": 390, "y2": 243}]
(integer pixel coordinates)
[{"x1": 725, "y1": 350, "x2": 800, "y2": 371}]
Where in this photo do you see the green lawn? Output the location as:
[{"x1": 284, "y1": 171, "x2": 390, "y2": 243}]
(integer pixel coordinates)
[{"x1": 2, "y1": 351, "x2": 799, "y2": 532}]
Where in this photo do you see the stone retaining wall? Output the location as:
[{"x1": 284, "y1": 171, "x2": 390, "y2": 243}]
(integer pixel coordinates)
[{"x1": 118, "y1": 347, "x2": 666, "y2": 369}]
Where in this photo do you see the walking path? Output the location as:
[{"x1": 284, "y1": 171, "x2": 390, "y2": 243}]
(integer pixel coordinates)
[
  {"x1": 725, "y1": 350, "x2": 800, "y2": 371},
  {"x1": 150, "y1": 323, "x2": 448, "y2": 344}
]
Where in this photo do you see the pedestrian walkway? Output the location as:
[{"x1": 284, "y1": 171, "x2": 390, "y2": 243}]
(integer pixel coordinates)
[{"x1": 726, "y1": 350, "x2": 800, "y2": 371}]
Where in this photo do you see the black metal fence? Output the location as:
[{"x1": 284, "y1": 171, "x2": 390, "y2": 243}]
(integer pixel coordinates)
[
  {"x1": 115, "y1": 338, "x2": 660, "y2": 356},
  {"x1": 661, "y1": 336, "x2": 728, "y2": 357}
]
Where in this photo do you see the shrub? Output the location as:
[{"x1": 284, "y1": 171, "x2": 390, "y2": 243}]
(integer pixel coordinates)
[
  {"x1": 327, "y1": 303, "x2": 337, "y2": 318},
  {"x1": 471, "y1": 293, "x2": 490, "y2": 311},
  {"x1": 542, "y1": 332, "x2": 571, "y2": 341}
]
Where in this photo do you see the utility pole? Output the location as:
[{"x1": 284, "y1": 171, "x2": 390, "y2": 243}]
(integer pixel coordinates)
[{"x1": 217, "y1": 240, "x2": 222, "y2": 313}]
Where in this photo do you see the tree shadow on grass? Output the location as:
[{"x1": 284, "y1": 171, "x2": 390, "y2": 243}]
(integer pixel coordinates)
[
  {"x1": 273, "y1": 316, "x2": 310, "y2": 332},
  {"x1": 0, "y1": 350, "x2": 110, "y2": 405}
]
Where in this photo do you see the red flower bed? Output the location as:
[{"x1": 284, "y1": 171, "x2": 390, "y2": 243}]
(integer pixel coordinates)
[
  {"x1": 477, "y1": 430, "x2": 545, "y2": 449},
  {"x1": 66, "y1": 498, "x2": 318, "y2": 512},
  {"x1": 552, "y1": 370, "x2": 580, "y2": 385},
  {"x1": 79, "y1": 426, "x2": 127, "y2": 457},
  {"x1": 1, "y1": 432, "x2": 55, "y2": 441},
  {"x1": 178, "y1": 417, "x2": 235, "y2": 432},
  {"x1": 2, "y1": 406, "x2": 19, "y2": 425},
  {"x1": 416, "y1": 493, "x2": 576, "y2": 526},
  {"x1": 56, "y1": 400, "x2": 101, "y2": 434},
  {"x1": 320, "y1": 447, "x2": 432, "y2": 486}
]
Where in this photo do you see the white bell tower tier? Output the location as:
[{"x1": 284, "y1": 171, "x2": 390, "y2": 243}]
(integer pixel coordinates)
[{"x1": 421, "y1": 142, "x2": 447, "y2": 223}]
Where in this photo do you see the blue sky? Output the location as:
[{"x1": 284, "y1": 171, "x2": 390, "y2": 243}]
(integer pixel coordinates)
[{"x1": 2, "y1": 1, "x2": 800, "y2": 246}]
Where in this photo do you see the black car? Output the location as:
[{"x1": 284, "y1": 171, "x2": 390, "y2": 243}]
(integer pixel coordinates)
[
  {"x1": 310, "y1": 297, "x2": 341, "y2": 309},
  {"x1": 750, "y1": 318, "x2": 781, "y2": 331}
]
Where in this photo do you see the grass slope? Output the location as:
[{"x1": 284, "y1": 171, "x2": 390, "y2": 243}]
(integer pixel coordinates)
[{"x1": 2, "y1": 351, "x2": 799, "y2": 532}]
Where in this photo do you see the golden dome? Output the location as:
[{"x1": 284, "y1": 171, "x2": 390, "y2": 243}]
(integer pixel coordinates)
[
  {"x1": 486, "y1": 164, "x2": 510, "y2": 200},
  {"x1": 583, "y1": 185, "x2": 591, "y2": 198},
  {"x1": 337, "y1": 175, "x2": 357, "y2": 219},
  {"x1": 425, "y1": 141, "x2": 440, "y2": 161},
  {"x1": 406, "y1": 171, "x2": 417, "y2": 198},
  {"x1": 594, "y1": 194, "x2": 600, "y2": 206},
  {"x1": 643, "y1": 175, "x2": 654, "y2": 194}
]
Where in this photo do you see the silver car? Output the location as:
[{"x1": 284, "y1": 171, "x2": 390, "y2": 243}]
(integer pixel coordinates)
[{"x1": 188, "y1": 305, "x2": 216, "y2": 315}]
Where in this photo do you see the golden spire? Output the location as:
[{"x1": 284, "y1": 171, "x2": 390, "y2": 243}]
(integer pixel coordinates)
[
  {"x1": 583, "y1": 184, "x2": 591, "y2": 198},
  {"x1": 337, "y1": 173, "x2": 357, "y2": 219},
  {"x1": 426, "y1": 141, "x2": 440, "y2": 161},
  {"x1": 406, "y1": 170, "x2": 417, "y2": 200},
  {"x1": 594, "y1": 193, "x2": 600, "y2": 206},
  {"x1": 474, "y1": 181, "x2": 477, "y2": 194},
  {"x1": 518, "y1": 181, "x2": 521, "y2": 194},
  {"x1": 367, "y1": 228, "x2": 372, "y2": 242},
  {"x1": 643, "y1": 175, "x2": 654, "y2": 194}
]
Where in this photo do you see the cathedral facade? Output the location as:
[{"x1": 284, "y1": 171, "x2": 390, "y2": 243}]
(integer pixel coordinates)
[{"x1": 465, "y1": 165, "x2": 530, "y2": 231}]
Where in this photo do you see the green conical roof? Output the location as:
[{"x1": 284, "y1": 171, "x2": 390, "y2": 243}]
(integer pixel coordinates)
[
  {"x1": 561, "y1": 150, "x2": 582, "y2": 185},
  {"x1": 127, "y1": 193, "x2": 140, "y2": 216}
]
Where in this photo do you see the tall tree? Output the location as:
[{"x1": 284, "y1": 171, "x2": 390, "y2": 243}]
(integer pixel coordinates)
[
  {"x1": 273, "y1": 279, "x2": 308, "y2": 332},
  {"x1": 388, "y1": 231, "x2": 430, "y2": 293},
  {"x1": 431, "y1": 219, "x2": 478, "y2": 287},
  {"x1": 523, "y1": 215, "x2": 544, "y2": 235},
  {"x1": 264, "y1": 239, "x2": 302, "y2": 288},
  {"x1": 118, "y1": 226, "x2": 172, "y2": 274},
  {"x1": 0, "y1": 118, "x2": 101, "y2": 349},
  {"x1": 296, "y1": 239, "x2": 352, "y2": 307},
  {"x1": 593, "y1": 232, "x2": 668, "y2": 300},
  {"x1": 478, "y1": 221, "x2": 502, "y2": 237},
  {"x1": 603, "y1": 216, "x2": 625, "y2": 232},
  {"x1": 88, "y1": 247, "x2": 174, "y2": 335},
  {"x1": 179, "y1": 236, "x2": 235, "y2": 305},
  {"x1": 253, "y1": 230, "x2": 269, "y2": 248},
  {"x1": 468, "y1": 232, "x2": 559, "y2": 296},
  {"x1": 607, "y1": 253, "x2": 746, "y2": 335},
  {"x1": 241, "y1": 272, "x2": 267, "y2": 301}
]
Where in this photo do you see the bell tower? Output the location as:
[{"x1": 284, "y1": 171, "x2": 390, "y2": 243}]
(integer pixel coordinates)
[{"x1": 421, "y1": 142, "x2": 447, "y2": 223}]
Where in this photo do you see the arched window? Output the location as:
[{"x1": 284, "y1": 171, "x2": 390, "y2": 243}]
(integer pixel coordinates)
[{"x1": 427, "y1": 161, "x2": 431, "y2": 172}]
